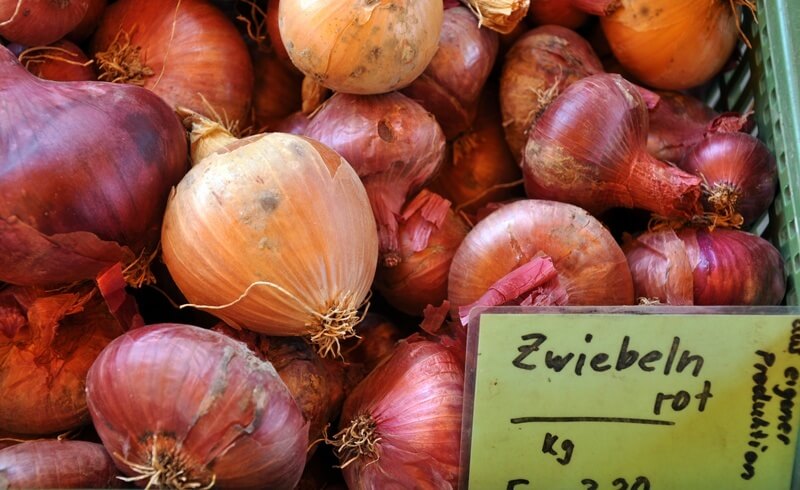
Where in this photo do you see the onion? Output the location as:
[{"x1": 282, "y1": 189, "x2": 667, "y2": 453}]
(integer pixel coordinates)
[
  {"x1": 527, "y1": 0, "x2": 620, "y2": 29},
  {"x1": 91, "y1": 0, "x2": 254, "y2": 127},
  {"x1": 375, "y1": 190, "x2": 470, "y2": 316},
  {"x1": 278, "y1": 0, "x2": 443, "y2": 95},
  {"x1": 265, "y1": 0, "x2": 293, "y2": 68},
  {"x1": 251, "y1": 49, "x2": 303, "y2": 131},
  {"x1": 429, "y1": 87, "x2": 523, "y2": 216},
  {"x1": 400, "y1": 6, "x2": 499, "y2": 140},
  {"x1": 274, "y1": 110, "x2": 311, "y2": 135},
  {"x1": 500, "y1": 25, "x2": 603, "y2": 160},
  {"x1": 0, "y1": 46, "x2": 187, "y2": 288},
  {"x1": 522, "y1": 74, "x2": 703, "y2": 219},
  {"x1": 12, "y1": 40, "x2": 96, "y2": 81},
  {"x1": 162, "y1": 112, "x2": 378, "y2": 357},
  {"x1": 624, "y1": 228, "x2": 785, "y2": 305},
  {"x1": 448, "y1": 199, "x2": 634, "y2": 316},
  {"x1": 67, "y1": 0, "x2": 107, "y2": 41},
  {"x1": 0, "y1": 0, "x2": 89, "y2": 45},
  {"x1": 305, "y1": 92, "x2": 446, "y2": 266},
  {"x1": 460, "y1": 0, "x2": 529, "y2": 34},
  {"x1": 86, "y1": 323, "x2": 308, "y2": 489},
  {"x1": 647, "y1": 91, "x2": 754, "y2": 163},
  {"x1": 342, "y1": 313, "x2": 407, "y2": 373},
  {"x1": 332, "y1": 337, "x2": 463, "y2": 488},
  {"x1": 0, "y1": 286, "x2": 125, "y2": 435},
  {"x1": 600, "y1": 0, "x2": 753, "y2": 90},
  {"x1": 0, "y1": 440, "x2": 120, "y2": 488}
]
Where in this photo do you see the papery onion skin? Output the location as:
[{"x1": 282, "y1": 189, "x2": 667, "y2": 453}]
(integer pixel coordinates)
[
  {"x1": 305, "y1": 92, "x2": 446, "y2": 264},
  {"x1": 0, "y1": 0, "x2": 89, "y2": 45},
  {"x1": 279, "y1": 0, "x2": 443, "y2": 95},
  {"x1": 625, "y1": 228, "x2": 786, "y2": 305},
  {"x1": 600, "y1": 0, "x2": 740, "y2": 90},
  {"x1": 522, "y1": 74, "x2": 703, "y2": 219},
  {"x1": 86, "y1": 323, "x2": 309, "y2": 489},
  {"x1": 679, "y1": 132, "x2": 777, "y2": 227},
  {"x1": 337, "y1": 338, "x2": 463, "y2": 489},
  {"x1": 400, "y1": 6, "x2": 499, "y2": 140},
  {"x1": 0, "y1": 440, "x2": 121, "y2": 489},
  {"x1": 500, "y1": 24, "x2": 603, "y2": 160},
  {"x1": 460, "y1": 0, "x2": 530, "y2": 35},
  {"x1": 162, "y1": 116, "x2": 378, "y2": 355},
  {"x1": 91, "y1": 0, "x2": 254, "y2": 125},
  {"x1": 448, "y1": 199, "x2": 634, "y2": 308},
  {"x1": 13, "y1": 40, "x2": 96, "y2": 81},
  {"x1": 0, "y1": 46, "x2": 187, "y2": 287}
]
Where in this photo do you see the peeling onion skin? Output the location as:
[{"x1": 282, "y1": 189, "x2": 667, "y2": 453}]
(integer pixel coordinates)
[
  {"x1": 448, "y1": 199, "x2": 634, "y2": 308},
  {"x1": 0, "y1": 440, "x2": 121, "y2": 489},
  {"x1": 0, "y1": 0, "x2": 89, "y2": 46},
  {"x1": 86, "y1": 323, "x2": 309, "y2": 489},
  {"x1": 625, "y1": 228, "x2": 786, "y2": 306}
]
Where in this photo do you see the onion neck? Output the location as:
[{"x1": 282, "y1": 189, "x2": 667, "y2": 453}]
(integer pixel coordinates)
[
  {"x1": 571, "y1": 0, "x2": 621, "y2": 16},
  {"x1": 460, "y1": 0, "x2": 528, "y2": 34},
  {"x1": 178, "y1": 109, "x2": 239, "y2": 165},
  {"x1": 627, "y1": 152, "x2": 703, "y2": 219}
]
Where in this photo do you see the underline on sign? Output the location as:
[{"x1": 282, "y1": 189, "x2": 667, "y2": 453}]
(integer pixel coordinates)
[{"x1": 510, "y1": 416, "x2": 675, "y2": 426}]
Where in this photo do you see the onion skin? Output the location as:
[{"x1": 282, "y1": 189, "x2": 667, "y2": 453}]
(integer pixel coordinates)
[
  {"x1": 500, "y1": 25, "x2": 603, "y2": 160},
  {"x1": 279, "y1": 0, "x2": 443, "y2": 95},
  {"x1": 67, "y1": 0, "x2": 107, "y2": 41},
  {"x1": 252, "y1": 49, "x2": 303, "y2": 131},
  {"x1": 448, "y1": 199, "x2": 634, "y2": 308},
  {"x1": 337, "y1": 338, "x2": 463, "y2": 489},
  {"x1": 527, "y1": 0, "x2": 587, "y2": 28},
  {"x1": 0, "y1": 0, "x2": 89, "y2": 45},
  {"x1": 600, "y1": 0, "x2": 740, "y2": 90},
  {"x1": 86, "y1": 323, "x2": 309, "y2": 489},
  {"x1": 400, "y1": 6, "x2": 499, "y2": 140},
  {"x1": 274, "y1": 111, "x2": 311, "y2": 135},
  {"x1": 0, "y1": 46, "x2": 188, "y2": 287},
  {"x1": 14, "y1": 40, "x2": 96, "y2": 81},
  {"x1": 91, "y1": 0, "x2": 254, "y2": 125},
  {"x1": 342, "y1": 313, "x2": 407, "y2": 373},
  {"x1": 305, "y1": 92, "x2": 446, "y2": 264},
  {"x1": 522, "y1": 74, "x2": 703, "y2": 219},
  {"x1": 625, "y1": 228, "x2": 786, "y2": 305},
  {"x1": 0, "y1": 440, "x2": 121, "y2": 489},
  {"x1": 679, "y1": 132, "x2": 777, "y2": 227}
]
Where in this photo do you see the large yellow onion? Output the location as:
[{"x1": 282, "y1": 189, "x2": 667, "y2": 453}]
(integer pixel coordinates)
[
  {"x1": 278, "y1": 0, "x2": 444, "y2": 95},
  {"x1": 161, "y1": 113, "x2": 378, "y2": 357}
]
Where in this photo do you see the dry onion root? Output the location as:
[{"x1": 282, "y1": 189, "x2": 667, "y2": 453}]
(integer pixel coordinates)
[{"x1": 161, "y1": 111, "x2": 378, "y2": 357}]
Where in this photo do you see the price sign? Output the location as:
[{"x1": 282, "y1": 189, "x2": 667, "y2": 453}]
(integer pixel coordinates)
[{"x1": 459, "y1": 307, "x2": 800, "y2": 489}]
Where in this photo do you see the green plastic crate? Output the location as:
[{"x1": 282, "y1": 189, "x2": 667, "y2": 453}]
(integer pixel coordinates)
[{"x1": 706, "y1": 0, "x2": 800, "y2": 305}]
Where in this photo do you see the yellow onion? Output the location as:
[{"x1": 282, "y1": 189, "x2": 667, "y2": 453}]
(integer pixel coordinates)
[
  {"x1": 161, "y1": 112, "x2": 378, "y2": 357},
  {"x1": 278, "y1": 0, "x2": 443, "y2": 95}
]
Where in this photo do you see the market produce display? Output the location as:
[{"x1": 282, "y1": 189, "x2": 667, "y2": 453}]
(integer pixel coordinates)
[{"x1": 0, "y1": 0, "x2": 789, "y2": 488}]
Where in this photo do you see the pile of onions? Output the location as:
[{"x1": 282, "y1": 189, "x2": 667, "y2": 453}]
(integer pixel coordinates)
[
  {"x1": 449, "y1": 199, "x2": 634, "y2": 320},
  {"x1": 527, "y1": 0, "x2": 620, "y2": 29},
  {"x1": 600, "y1": 0, "x2": 752, "y2": 90},
  {"x1": 375, "y1": 190, "x2": 470, "y2": 316},
  {"x1": 522, "y1": 74, "x2": 703, "y2": 219},
  {"x1": 0, "y1": 286, "x2": 125, "y2": 435},
  {"x1": 647, "y1": 90, "x2": 754, "y2": 163},
  {"x1": 91, "y1": 0, "x2": 254, "y2": 127},
  {"x1": 400, "y1": 6, "x2": 499, "y2": 139},
  {"x1": 624, "y1": 228, "x2": 785, "y2": 305},
  {"x1": 332, "y1": 337, "x2": 463, "y2": 488},
  {"x1": 278, "y1": 0, "x2": 443, "y2": 94},
  {"x1": 0, "y1": 0, "x2": 89, "y2": 45},
  {"x1": 678, "y1": 132, "x2": 777, "y2": 228},
  {"x1": 8, "y1": 40, "x2": 96, "y2": 82},
  {"x1": 162, "y1": 112, "x2": 378, "y2": 357},
  {"x1": 251, "y1": 49, "x2": 303, "y2": 131},
  {"x1": 86, "y1": 323, "x2": 309, "y2": 489},
  {"x1": 305, "y1": 92, "x2": 446, "y2": 267},
  {"x1": 0, "y1": 45, "x2": 187, "y2": 287},
  {"x1": 500, "y1": 25, "x2": 603, "y2": 160},
  {"x1": 0, "y1": 440, "x2": 120, "y2": 488}
]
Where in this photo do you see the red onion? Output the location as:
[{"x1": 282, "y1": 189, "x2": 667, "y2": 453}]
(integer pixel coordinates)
[
  {"x1": 527, "y1": 0, "x2": 619, "y2": 28},
  {"x1": 91, "y1": 0, "x2": 254, "y2": 127},
  {"x1": 333, "y1": 337, "x2": 463, "y2": 488},
  {"x1": 0, "y1": 440, "x2": 121, "y2": 488},
  {"x1": 251, "y1": 49, "x2": 302, "y2": 131},
  {"x1": 0, "y1": 286, "x2": 125, "y2": 435},
  {"x1": 400, "y1": 6, "x2": 499, "y2": 140},
  {"x1": 0, "y1": 46, "x2": 187, "y2": 287},
  {"x1": 523, "y1": 74, "x2": 703, "y2": 219},
  {"x1": 86, "y1": 323, "x2": 309, "y2": 489},
  {"x1": 273, "y1": 110, "x2": 311, "y2": 135},
  {"x1": 375, "y1": 190, "x2": 470, "y2": 316},
  {"x1": 0, "y1": 0, "x2": 89, "y2": 45},
  {"x1": 67, "y1": 0, "x2": 107, "y2": 41},
  {"x1": 305, "y1": 92, "x2": 446, "y2": 266},
  {"x1": 679, "y1": 132, "x2": 777, "y2": 227},
  {"x1": 500, "y1": 25, "x2": 604, "y2": 160},
  {"x1": 12, "y1": 40, "x2": 96, "y2": 81},
  {"x1": 449, "y1": 199, "x2": 634, "y2": 317},
  {"x1": 624, "y1": 228, "x2": 786, "y2": 305}
]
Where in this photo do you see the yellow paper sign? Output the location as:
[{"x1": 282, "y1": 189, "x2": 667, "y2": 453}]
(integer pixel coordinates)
[{"x1": 460, "y1": 307, "x2": 800, "y2": 489}]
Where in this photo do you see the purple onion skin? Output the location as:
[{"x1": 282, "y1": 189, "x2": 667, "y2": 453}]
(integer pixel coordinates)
[{"x1": 0, "y1": 440, "x2": 121, "y2": 488}]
